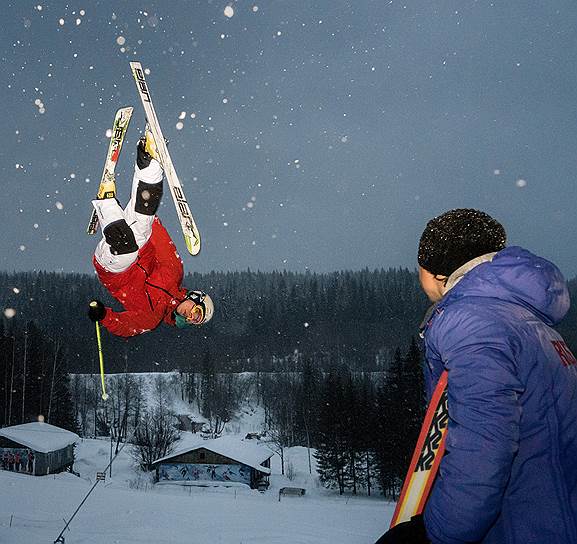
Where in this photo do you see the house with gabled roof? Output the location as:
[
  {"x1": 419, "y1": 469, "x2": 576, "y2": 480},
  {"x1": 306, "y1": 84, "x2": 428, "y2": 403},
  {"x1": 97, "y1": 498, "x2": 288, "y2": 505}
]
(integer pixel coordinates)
[
  {"x1": 0, "y1": 422, "x2": 79, "y2": 476},
  {"x1": 152, "y1": 435, "x2": 273, "y2": 491}
]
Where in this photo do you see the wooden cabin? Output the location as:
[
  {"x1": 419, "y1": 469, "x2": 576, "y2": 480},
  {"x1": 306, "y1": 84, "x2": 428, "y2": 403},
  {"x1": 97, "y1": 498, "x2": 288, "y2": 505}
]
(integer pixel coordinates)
[
  {"x1": 0, "y1": 422, "x2": 79, "y2": 476},
  {"x1": 152, "y1": 435, "x2": 273, "y2": 490}
]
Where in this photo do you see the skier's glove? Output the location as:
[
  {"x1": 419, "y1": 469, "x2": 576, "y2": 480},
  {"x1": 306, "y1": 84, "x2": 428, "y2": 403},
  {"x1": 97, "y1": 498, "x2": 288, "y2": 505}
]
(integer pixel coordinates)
[
  {"x1": 137, "y1": 130, "x2": 161, "y2": 169},
  {"x1": 88, "y1": 300, "x2": 107, "y2": 322},
  {"x1": 374, "y1": 515, "x2": 431, "y2": 544}
]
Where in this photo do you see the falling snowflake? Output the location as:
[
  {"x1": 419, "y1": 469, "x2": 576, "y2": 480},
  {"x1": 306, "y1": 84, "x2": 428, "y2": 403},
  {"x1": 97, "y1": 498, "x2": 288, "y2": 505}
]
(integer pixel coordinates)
[
  {"x1": 224, "y1": 5, "x2": 234, "y2": 18},
  {"x1": 176, "y1": 122, "x2": 184, "y2": 130},
  {"x1": 34, "y1": 97, "x2": 46, "y2": 114},
  {"x1": 4, "y1": 308, "x2": 16, "y2": 319},
  {"x1": 116, "y1": 36, "x2": 126, "y2": 45},
  {"x1": 516, "y1": 179, "x2": 527, "y2": 188}
]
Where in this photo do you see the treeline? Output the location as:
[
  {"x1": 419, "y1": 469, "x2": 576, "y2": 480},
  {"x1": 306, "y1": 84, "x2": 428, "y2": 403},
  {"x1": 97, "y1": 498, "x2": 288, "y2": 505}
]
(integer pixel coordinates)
[
  {"x1": 0, "y1": 268, "x2": 430, "y2": 373},
  {"x1": 259, "y1": 339, "x2": 425, "y2": 497},
  {"x1": 0, "y1": 320, "x2": 76, "y2": 432},
  {"x1": 2, "y1": 271, "x2": 575, "y2": 375}
]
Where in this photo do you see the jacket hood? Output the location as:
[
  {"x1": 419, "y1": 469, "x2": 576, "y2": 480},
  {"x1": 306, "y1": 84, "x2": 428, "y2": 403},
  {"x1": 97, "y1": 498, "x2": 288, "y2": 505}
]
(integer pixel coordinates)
[{"x1": 441, "y1": 246, "x2": 570, "y2": 326}]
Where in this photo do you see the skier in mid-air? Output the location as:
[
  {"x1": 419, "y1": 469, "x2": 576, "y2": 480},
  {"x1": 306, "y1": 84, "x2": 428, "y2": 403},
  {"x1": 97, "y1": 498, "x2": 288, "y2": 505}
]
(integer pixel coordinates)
[
  {"x1": 87, "y1": 132, "x2": 213, "y2": 337},
  {"x1": 376, "y1": 209, "x2": 577, "y2": 543}
]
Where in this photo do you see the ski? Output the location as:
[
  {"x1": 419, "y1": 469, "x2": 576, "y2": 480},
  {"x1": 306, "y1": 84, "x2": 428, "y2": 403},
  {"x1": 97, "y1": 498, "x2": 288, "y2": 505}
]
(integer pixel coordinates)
[
  {"x1": 129, "y1": 61, "x2": 201, "y2": 256},
  {"x1": 390, "y1": 370, "x2": 449, "y2": 527},
  {"x1": 87, "y1": 106, "x2": 133, "y2": 234}
]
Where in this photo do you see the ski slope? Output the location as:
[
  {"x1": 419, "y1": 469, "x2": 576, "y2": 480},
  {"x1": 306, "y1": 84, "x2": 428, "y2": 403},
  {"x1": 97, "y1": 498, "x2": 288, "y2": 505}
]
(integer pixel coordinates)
[{"x1": 0, "y1": 438, "x2": 393, "y2": 543}]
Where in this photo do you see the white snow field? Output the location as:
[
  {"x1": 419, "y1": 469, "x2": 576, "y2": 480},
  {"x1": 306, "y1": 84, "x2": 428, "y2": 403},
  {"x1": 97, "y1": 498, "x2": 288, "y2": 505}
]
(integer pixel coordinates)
[{"x1": 0, "y1": 437, "x2": 393, "y2": 543}]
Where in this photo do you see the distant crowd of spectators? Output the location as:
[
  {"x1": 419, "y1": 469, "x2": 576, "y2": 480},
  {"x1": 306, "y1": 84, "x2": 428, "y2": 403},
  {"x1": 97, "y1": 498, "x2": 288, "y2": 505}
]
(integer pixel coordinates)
[{"x1": 1, "y1": 449, "x2": 34, "y2": 473}]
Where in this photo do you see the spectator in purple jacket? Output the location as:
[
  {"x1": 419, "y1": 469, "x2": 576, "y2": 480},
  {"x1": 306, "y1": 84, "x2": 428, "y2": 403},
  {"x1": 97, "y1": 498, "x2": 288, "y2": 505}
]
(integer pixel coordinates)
[
  {"x1": 376, "y1": 209, "x2": 577, "y2": 544},
  {"x1": 27, "y1": 450, "x2": 34, "y2": 473}
]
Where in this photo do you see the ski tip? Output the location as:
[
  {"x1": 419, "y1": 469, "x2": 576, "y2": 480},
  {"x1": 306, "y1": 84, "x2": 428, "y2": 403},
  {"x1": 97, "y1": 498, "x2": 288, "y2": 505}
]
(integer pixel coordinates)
[{"x1": 186, "y1": 235, "x2": 201, "y2": 256}]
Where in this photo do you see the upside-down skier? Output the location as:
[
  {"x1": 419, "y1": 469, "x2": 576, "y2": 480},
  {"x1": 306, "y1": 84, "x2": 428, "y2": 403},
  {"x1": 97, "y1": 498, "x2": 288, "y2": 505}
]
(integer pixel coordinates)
[
  {"x1": 87, "y1": 132, "x2": 214, "y2": 337},
  {"x1": 376, "y1": 209, "x2": 577, "y2": 543}
]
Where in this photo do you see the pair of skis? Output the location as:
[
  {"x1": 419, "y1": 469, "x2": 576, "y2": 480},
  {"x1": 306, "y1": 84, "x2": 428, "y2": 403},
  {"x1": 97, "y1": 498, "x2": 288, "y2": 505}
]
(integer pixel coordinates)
[{"x1": 87, "y1": 62, "x2": 201, "y2": 257}]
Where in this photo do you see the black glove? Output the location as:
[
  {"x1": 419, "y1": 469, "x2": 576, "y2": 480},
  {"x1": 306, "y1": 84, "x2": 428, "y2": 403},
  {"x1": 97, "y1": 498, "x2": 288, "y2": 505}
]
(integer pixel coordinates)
[
  {"x1": 136, "y1": 136, "x2": 153, "y2": 169},
  {"x1": 374, "y1": 515, "x2": 430, "y2": 544},
  {"x1": 88, "y1": 300, "x2": 106, "y2": 322}
]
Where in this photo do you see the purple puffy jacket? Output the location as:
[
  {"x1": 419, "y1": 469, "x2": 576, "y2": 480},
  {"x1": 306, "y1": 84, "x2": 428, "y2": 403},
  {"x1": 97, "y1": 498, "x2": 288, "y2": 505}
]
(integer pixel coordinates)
[{"x1": 422, "y1": 246, "x2": 577, "y2": 543}]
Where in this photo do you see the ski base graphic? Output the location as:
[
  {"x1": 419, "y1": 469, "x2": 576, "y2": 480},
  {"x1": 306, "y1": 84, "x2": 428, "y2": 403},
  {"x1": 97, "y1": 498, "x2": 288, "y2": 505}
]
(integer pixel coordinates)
[
  {"x1": 129, "y1": 62, "x2": 201, "y2": 256},
  {"x1": 390, "y1": 370, "x2": 449, "y2": 527},
  {"x1": 87, "y1": 107, "x2": 133, "y2": 234}
]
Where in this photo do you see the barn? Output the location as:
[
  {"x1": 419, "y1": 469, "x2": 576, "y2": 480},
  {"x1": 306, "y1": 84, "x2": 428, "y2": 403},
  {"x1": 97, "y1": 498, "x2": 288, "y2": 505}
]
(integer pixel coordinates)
[
  {"x1": 152, "y1": 436, "x2": 274, "y2": 490},
  {"x1": 0, "y1": 422, "x2": 79, "y2": 476}
]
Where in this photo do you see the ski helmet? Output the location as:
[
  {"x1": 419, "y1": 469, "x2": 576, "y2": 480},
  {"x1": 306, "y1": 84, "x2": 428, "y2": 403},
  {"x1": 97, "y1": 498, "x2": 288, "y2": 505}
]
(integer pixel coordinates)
[{"x1": 175, "y1": 290, "x2": 214, "y2": 328}]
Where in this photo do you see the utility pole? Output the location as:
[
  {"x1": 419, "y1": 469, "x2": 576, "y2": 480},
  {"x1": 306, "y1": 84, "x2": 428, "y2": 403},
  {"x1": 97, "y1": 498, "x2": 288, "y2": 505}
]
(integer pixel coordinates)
[
  {"x1": 109, "y1": 419, "x2": 118, "y2": 478},
  {"x1": 21, "y1": 327, "x2": 28, "y2": 424},
  {"x1": 3, "y1": 336, "x2": 8, "y2": 426},
  {"x1": 47, "y1": 338, "x2": 60, "y2": 423},
  {"x1": 8, "y1": 337, "x2": 15, "y2": 426}
]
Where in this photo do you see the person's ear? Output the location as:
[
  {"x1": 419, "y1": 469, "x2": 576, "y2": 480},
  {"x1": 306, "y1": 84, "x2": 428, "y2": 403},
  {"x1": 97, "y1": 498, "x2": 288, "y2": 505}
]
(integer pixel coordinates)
[{"x1": 434, "y1": 274, "x2": 448, "y2": 286}]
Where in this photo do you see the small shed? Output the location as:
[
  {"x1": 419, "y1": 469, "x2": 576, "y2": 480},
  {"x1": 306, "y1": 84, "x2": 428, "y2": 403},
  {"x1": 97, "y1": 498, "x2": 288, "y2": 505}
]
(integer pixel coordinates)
[
  {"x1": 0, "y1": 422, "x2": 79, "y2": 476},
  {"x1": 152, "y1": 435, "x2": 273, "y2": 490}
]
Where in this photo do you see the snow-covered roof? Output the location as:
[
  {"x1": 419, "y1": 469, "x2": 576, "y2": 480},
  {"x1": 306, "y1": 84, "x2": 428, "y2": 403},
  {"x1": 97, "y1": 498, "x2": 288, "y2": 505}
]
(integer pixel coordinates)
[
  {"x1": 153, "y1": 435, "x2": 274, "y2": 474},
  {"x1": 0, "y1": 422, "x2": 79, "y2": 453}
]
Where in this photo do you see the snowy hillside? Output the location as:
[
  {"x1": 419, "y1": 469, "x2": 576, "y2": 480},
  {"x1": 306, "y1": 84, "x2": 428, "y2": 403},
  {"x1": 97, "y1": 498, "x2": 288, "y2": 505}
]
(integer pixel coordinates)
[{"x1": 0, "y1": 437, "x2": 393, "y2": 543}]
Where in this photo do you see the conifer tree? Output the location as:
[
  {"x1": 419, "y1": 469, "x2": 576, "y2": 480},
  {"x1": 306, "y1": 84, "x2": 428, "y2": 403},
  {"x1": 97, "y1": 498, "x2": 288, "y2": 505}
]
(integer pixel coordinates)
[{"x1": 314, "y1": 371, "x2": 348, "y2": 494}]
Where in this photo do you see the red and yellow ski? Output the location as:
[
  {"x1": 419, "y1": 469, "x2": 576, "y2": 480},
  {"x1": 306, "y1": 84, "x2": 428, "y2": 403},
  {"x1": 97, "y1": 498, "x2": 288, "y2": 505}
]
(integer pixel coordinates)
[
  {"x1": 87, "y1": 107, "x2": 133, "y2": 234},
  {"x1": 390, "y1": 370, "x2": 449, "y2": 527}
]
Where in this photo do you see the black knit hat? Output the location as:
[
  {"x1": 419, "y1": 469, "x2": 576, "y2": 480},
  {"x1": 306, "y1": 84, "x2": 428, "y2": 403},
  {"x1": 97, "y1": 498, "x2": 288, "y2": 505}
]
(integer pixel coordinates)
[{"x1": 418, "y1": 209, "x2": 507, "y2": 276}]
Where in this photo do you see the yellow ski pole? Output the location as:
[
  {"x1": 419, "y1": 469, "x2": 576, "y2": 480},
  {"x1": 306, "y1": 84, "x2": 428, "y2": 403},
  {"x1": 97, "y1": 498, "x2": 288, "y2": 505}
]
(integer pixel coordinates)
[{"x1": 94, "y1": 319, "x2": 109, "y2": 401}]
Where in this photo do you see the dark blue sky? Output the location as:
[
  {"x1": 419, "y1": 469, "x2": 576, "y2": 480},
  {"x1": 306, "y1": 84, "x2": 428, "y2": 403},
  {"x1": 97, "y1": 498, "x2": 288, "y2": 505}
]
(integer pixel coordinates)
[{"x1": 2, "y1": 1, "x2": 577, "y2": 276}]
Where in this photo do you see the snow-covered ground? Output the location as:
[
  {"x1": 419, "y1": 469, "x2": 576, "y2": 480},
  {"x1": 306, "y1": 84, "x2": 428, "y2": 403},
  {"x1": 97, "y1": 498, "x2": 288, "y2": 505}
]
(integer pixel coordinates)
[{"x1": 0, "y1": 437, "x2": 394, "y2": 543}]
